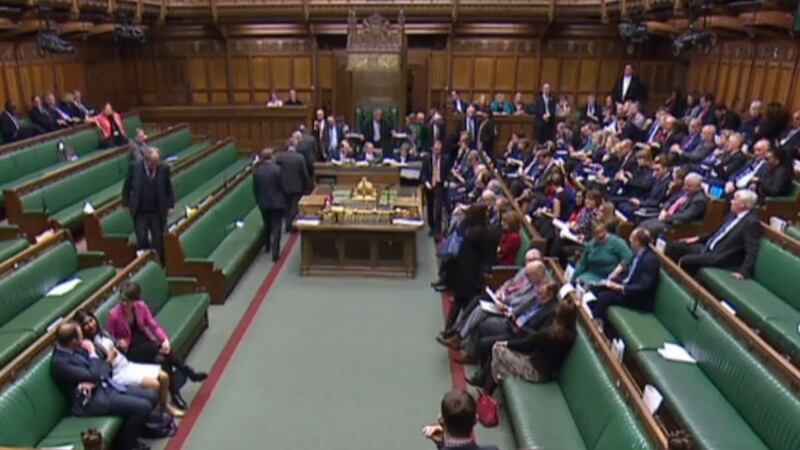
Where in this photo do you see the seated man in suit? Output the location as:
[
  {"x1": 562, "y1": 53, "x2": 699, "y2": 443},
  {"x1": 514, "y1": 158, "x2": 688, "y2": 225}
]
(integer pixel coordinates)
[
  {"x1": 328, "y1": 139, "x2": 356, "y2": 163},
  {"x1": 1, "y1": 100, "x2": 42, "y2": 142},
  {"x1": 754, "y1": 147, "x2": 793, "y2": 198},
  {"x1": 738, "y1": 100, "x2": 764, "y2": 147},
  {"x1": 46, "y1": 92, "x2": 81, "y2": 126},
  {"x1": 672, "y1": 124, "x2": 716, "y2": 171},
  {"x1": 639, "y1": 172, "x2": 707, "y2": 238},
  {"x1": 590, "y1": 227, "x2": 660, "y2": 326},
  {"x1": 617, "y1": 154, "x2": 671, "y2": 219},
  {"x1": 73, "y1": 89, "x2": 96, "y2": 117},
  {"x1": 30, "y1": 94, "x2": 61, "y2": 132},
  {"x1": 51, "y1": 321, "x2": 157, "y2": 450},
  {"x1": 665, "y1": 189, "x2": 760, "y2": 278},
  {"x1": 422, "y1": 390, "x2": 500, "y2": 450},
  {"x1": 777, "y1": 110, "x2": 800, "y2": 158},
  {"x1": 724, "y1": 138, "x2": 771, "y2": 195}
]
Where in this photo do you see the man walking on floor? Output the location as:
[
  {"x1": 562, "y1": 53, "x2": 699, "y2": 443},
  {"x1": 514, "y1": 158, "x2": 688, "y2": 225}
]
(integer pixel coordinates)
[
  {"x1": 122, "y1": 147, "x2": 174, "y2": 263},
  {"x1": 276, "y1": 141, "x2": 311, "y2": 233},
  {"x1": 253, "y1": 148, "x2": 285, "y2": 261}
]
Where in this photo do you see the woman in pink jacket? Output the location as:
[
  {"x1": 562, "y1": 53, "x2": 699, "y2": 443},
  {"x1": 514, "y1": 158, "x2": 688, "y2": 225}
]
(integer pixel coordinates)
[{"x1": 107, "y1": 281, "x2": 207, "y2": 409}]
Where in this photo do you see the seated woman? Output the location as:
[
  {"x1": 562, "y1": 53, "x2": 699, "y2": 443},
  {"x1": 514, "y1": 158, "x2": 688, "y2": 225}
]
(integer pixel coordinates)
[
  {"x1": 75, "y1": 310, "x2": 185, "y2": 417},
  {"x1": 548, "y1": 189, "x2": 602, "y2": 266},
  {"x1": 107, "y1": 282, "x2": 208, "y2": 409},
  {"x1": 266, "y1": 91, "x2": 283, "y2": 107},
  {"x1": 496, "y1": 211, "x2": 522, "y2": 265},
  {"x1": 92, "y1": 102, "x2": 128, "y2": 148},
  {"x1": 571, "y1": 221, "x2": 632, "y2": 285},
  {"x1": 480, "y1": 300, "x2": 577, "y2": 395}
]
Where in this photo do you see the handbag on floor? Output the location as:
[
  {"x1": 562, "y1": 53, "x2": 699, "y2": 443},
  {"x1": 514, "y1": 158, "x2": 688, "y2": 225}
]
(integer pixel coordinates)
[{"x1": 476, "y1": 391, "x2": 499, "y2": 427}]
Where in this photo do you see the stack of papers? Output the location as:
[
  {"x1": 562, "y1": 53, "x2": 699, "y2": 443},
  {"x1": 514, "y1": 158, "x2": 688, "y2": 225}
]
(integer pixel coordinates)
[
  {"x1": 392, "y1": 218, "x2": 425, "y2": 227},
  {"x1": 83, "y1": 202, "x2": 95, "y2": 214},
  {"x1": 657, "y1": 342, "x2": 696, "y2": 364},
  {"x1": 295, "y1": 218, "x2": 321, "y2": 226},
  {"x1": 769, "y1": 216, "x2": 787, "y2": 232},
  {"x1": 558, "y1": 283, "x2": 575, "y2": 300},
  {"x1": 479, "y1": 300, "x2": 505, "y2": 315},
  {"x1": 46, "y1": 278, "x2": 82, "y2": 297},
  {"x1": 552, "y1": 218, "x2": 583, "y2": 244},
  {"x1": 642, "y1": 384, "x2": 663, "y2": 414}
]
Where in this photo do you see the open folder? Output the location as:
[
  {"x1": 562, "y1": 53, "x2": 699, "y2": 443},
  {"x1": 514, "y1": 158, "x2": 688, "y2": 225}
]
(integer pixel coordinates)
[
  {"x1": 46, "y1": 278, "x2": 82, "y2": 297},
  {"x1": 657, "y1": 342, "x2": 696, "y2": 364}
]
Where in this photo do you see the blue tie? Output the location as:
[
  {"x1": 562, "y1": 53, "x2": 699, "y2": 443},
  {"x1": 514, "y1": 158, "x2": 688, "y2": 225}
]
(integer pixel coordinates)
[{"x1": 624, "y1": 253, "x2": 641, "y2": 285}]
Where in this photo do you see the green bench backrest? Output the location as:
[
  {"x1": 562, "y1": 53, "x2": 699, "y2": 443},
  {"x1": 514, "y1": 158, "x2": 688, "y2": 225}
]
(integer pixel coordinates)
[
  {"x1": 150, "y1": 128, "x2": 192, "y2": 157},
  {"x1": 124, "y1": 116, "x2": 143, "y2": 137},
  {"x1": 21, "y1": 153, "x2": 129, "y2": 213},
  {"x1": 753, "y1": 239, "x2": 800, "y2": 310},
  {"x1": 514, "y1": 230, "x2": 532, "y2": 266},
  {"x1": 173, "y1": 143, "x2": 238, "y2": 199},
  {"x1": 688, "y1": 306, "x2": 800, "y2": 449},
  {"x1": 652, "y1": 270, "x2": 700, "y2": 347},
  {"x1": 0, "y1": 355, "x2": 67, "y2": 446},
  {"x1": 180, "y1": 178, "x2": 255, "y2": 259},
  {"x1": 65, "y1": 128, "x2": 102, "y2": 158},
  {"x1": 0, "y1": 242, "x2": 78, "y2": 327},
  {"x1": 101, "y1": 208, "x2": 133, "y2": 236},
  {"x1": 560, "y1": 328, "x2": 652, "y2": 450}
]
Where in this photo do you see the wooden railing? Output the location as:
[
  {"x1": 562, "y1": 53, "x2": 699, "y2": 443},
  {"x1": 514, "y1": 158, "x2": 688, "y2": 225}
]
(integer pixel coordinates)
[
  {"x1": 138, "y1": 105, "x2": 310, "y2": 153},
  {"x1": 446, "y1": 112, "x2": 535, "y2": 160}
]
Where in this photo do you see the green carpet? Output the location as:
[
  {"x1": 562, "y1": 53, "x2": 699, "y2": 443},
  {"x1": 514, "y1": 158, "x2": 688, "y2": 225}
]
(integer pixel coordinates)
[{"x1": 163, "y1": 234, "x2": 515, "y2": 449}]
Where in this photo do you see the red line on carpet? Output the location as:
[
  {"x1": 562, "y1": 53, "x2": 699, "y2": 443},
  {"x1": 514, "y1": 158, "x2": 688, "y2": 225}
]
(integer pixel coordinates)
[{"x1": 165, "y1": 233, "x2": 299, "y2": 450}]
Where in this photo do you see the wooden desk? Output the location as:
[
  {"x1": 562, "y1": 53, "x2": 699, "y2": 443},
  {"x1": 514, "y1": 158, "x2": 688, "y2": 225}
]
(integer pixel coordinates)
[
  {"x1": 314, "y1": 163, "x2": 403, "y2": 186},
  {"x1": 295, "y1": 223, "x2": 422, "y2": 278}
]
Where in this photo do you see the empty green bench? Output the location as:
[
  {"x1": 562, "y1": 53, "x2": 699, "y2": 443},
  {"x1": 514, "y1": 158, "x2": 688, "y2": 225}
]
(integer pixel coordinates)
[
  {"x1": 173, "y1": 175, "x2": 264, "y2": 302},
  {"x1": 101, "y1": 142, "x2": 249, "y2": 246},
  {"x1": 0, "y1": 224, "x2": 28, "y2": 263},
  {"x1": 0, "y1": 260, "x2": 208, "y2": 450},
  {"x1": 699, "y1": 238, "x2": 800, "y2": 360},
  {"x1": 608, "y1": 270, "x2": 800, "y2": 450},
  {"x1": 786, "y1": 225, "x2": 800, "y2": 242},
  {"x1": 17, "y1": 127, "x2": 211, "y2": 230},
  {"x1": 0, "y1": 240, "x2": 115, "y2": 368},
  {"x1": 0, "y1": 115, "x2": 143, "y2": 204},
  {"x1": 504, "y1": 327, "x2": 654, "y2": 450}
]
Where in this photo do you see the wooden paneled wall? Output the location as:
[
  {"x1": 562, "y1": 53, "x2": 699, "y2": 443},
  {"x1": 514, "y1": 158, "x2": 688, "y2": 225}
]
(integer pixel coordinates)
[
  {"x1": 429, "y1": 38, "x2": 685, "y2": 112},
  {"x1": 686, "y1": 40, "x2": 800, "y2": 113},
  {"x1": 0, "y1": 42, "x2": 88, "y2": 112}
]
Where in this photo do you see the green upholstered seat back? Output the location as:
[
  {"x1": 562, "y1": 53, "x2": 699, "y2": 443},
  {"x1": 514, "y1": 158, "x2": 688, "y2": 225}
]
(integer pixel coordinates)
[
  {"x1": 150, "y1": 128, "x2": 192, "y2": 157},
  {"x1": 514, "y1": 229, "x2": 532, "y2": 266},
  {"x1": 173, "y1": 143, "x2": 238, "y2": 199},
  {"x1": 560, "y1": 328, "x2": 653, "y2": 450},
  {"x1": 652, "y1": 270, "x2": 700, "y2": 346},
  {"x1": 753, "y1": 239, "x2": 800, "y2": 310},
  {"x1": 0, "y1": 355, "x2": 67, "y2": 446},
  {"x1": 123, "y1": 115, "x2": 143, "y2": 137},
  {"x1": 9, "y1": 144, "x2": 60, "y2": 179},
  {"x1": 130, "y1": 261, "x2": 171, "y2": 312},
  {"x1": 101, "y1": 208, "x2": 134, "y2": 236},
  {"x1": 65, "y1": 128, "x2": 102, "y2": 157},
  {"x1": 687, "y1": 307, "x2": 800, "y2": 450},
  {"x1": 21, "y1": 154, "x2": 128, "y2": 213},
  {"x1": 215, "y1": 177, "x2": 256, "y2": 224},
  {"x1": 0, "y1": 242, "x2": 78, "y2": 326},
  {"x1": 0, "y1": 154, "x2": 22, "y2": 186},
  {"x1": 786, "y1": 226, "x2": 800, "y2": 242},
  {"x1": 764, "y1": 181, "x2": 800, "y2": 202},
  {"x1": 355, "y1": 106, "x2": 399, "y2": 132}
]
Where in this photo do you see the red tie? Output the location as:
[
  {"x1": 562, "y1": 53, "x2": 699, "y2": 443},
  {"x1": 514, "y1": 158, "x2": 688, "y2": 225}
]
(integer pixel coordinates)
[{"x1": 667, "y1": 194, "x2": 689, "y2": 215}]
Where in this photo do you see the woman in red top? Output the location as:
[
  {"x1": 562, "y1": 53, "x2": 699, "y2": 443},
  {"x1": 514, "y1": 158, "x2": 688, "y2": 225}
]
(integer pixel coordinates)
[
  {"x1": 497, "y1": 211, "x2": 522, "y2": 265},
  {"x1": 92, "y1": 102, "x2": 128, "y2": 148}
]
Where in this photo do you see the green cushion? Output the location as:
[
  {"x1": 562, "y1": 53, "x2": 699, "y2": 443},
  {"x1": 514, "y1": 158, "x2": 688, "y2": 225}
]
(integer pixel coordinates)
[
  {"x1": 636, "y1": 350, "x2": 769, "y2": 450},
  {"x1": 751, "y1": 239, "x2": 800, "y2": 310},
  {"x1": 181, "y1": 209, "x2": 227, "y2": 259},
  {"x1": 0, "y1": 238, "x2": 28, "y2": 263},
  {"x1": 514, "y1": 229, "x2": 532, "y2": 266},
  {"x1": 786, "y1": 225, "x2": 800, "y2": 242},
  {"x1": 151, "y1": 128, "x2": 193, "y2": 156},
  {"x1": 0, "y1": 329, "x2": 36, "y2": 368},
  {"x1": 130, "y1": 261, "x2": 172, "y2": 312},
  {"x1": 608, "y1": 307, "x2": 674, "y2": 352},
  {"x1": 156, "y1": 292, "x2": 210, "y2": 352}
]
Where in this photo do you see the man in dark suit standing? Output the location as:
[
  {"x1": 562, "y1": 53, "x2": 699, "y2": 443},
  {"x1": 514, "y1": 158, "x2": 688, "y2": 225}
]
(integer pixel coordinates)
[
  {"x1": 640, "y1": 172, "x2": 707, "y2": 238},
  {"x1": 451, "y1": 90, "x2": 468, "y2": 115},
  {"x1": 253, "y1": 149, "x2": 285, "y2": 262},
  {"x1": 697, "y1": 93, "x2": 717, "y2": 127},
  {"x1": 612, "y1": 64, "x2": 647, "y2": 104},
  {"x1": 1, "y1": 100, "x2": 41, "y2": 142},
  {"x1": 666, "y1": 189, "x2": 760, "y2": 278},
  {"x1": 459, "y1": 105, "x2": 480, "y2": 150},
  {"x1": 321, "y1": 115, "x2": 344, "y2": 160},
  {"x1": 293, "y1": 128, "x2": 318, "y2": 179},
  {"x1": 428, "y1": 110, "x2": 447, "y2": 145},
  {"x1": 476, "y1": 110, "x2": 496, "y2": 155},
  {"x1": 51, "y1": 322, "x2": 157, "y2": 450},
  {"x1": 276, "y1": 143, "x2": 311, "y2": 233},
  {"x1": 361, "y1": 108, "x2": 392, "y2": 154},
  {"x1": 591, "y1": 228, "x2": 661, "y2": 324},
  {"x1": 422, "y1": 139, "x2": 450, "y2": 236},
  {"x1": 533, "y1": 83, "x2": 556, "y2": 143},
  {"x1": 122, "y1": 147, "x2": 175, "y2": 263},
  {"x1": 422, "y1": 390, "x2": 500, "y2": 450}
]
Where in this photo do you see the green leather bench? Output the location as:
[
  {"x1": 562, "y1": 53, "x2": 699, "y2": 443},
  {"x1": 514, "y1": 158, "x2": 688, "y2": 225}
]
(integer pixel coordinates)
[
  {"x1": 0, "y1": 261, "x2": 208, "y2": 450},
  {"x1": 0, "y1": 115, "x2": 143, "y2": 204},
  {"x1": 504, "y1": 327, "x2": 654, "y2": 450},
  {"x1": 759, "y1": 181, "x2": 800, "y2": 221},
  {"x1": 786, "y1": 225, "x2": 800, "y2": 242},
  {"x1": 608, "y1": 270, "x2": 800, "y2": 450},
  {"x1": 0, "y1": 117, "x2": 35, "y2": 145},
  {"x1": 0, "y1": 352, "x2": 123, "y2": 449},
  {"x1": 0, "y1": 241, "x2": 115, "y2": 368},
  {"x1": 17, "y1": 128, "x2": 211, "y2": 230},
  {"x1": 699, "y1": 239, "x2": 800, "y2": 359},
  {"x1": 101, "y1": 142, "x2": 249, "y2": 245},
  {"x1": 175, "y1": 176, "x2": 264, "y2": 302},
  {"x1": 0, "y1": 224, "x2": 28, "y2": 263}
]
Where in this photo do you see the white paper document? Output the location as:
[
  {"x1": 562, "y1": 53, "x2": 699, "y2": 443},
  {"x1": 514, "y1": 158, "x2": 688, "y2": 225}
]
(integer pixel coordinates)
[
  {"x1": 295, "y1": 218, "x2": 321, "y2": 226},
  {"x1": 479, "y1": 300, "x2": 505, "y2": 315},
  {"x1": 564, "y1": 264, "x2": 575, "y2": 281},
  {"x1": 642, "y1": 384, "x2": 663, "y2": 414},
  {"x1": 83, "y1": 202, "x2": 95, "y2": 214},
  {"x1": 657, "y1": 342, "x2": 696, "y2": 364},
  {"x1": 392, "y1": 218, "x2": 425, "y2": 227},
  {"x1": 769, "y1": 216, "x2": 787, "y2": 232},
  {"x1": 484, "y1": 286, "x2": 500, "y2": 304},
  {"x1": 655, "y1": 238, "x2": 667, "y2": 253},
  {"x1": 558, "y1": 283, "x2": 575, "y2": 300},
  {"x1": 46, "y1": 278, "x2": 82, "y2": 297},
  {"x1": 720, "y1": 301, "x2": 737, "y2": 316},
  {"x1": 611, "y1": 338, "x2": 625, "y2": 363},
  {"x1": 582, "y1": 290, "x2": 597, "y2": 304},
  {"x1": 234, "y1": 220, "x2": 245, "y2": 228}
]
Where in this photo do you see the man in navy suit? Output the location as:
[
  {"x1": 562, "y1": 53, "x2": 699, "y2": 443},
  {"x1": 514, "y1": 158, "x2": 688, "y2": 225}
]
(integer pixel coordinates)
[
  {"x1": 422, "y1": 390, "x2": 500, "y2": 450},
  {"x1": 253, "y1": 148, "x2": 286, "y2": 261},
  {"x1": 422, "y1": 139, "x2": 450, "y2": 236},
  {"x1": 590, "y1": 228, "x2": 661, "y2": 325},
  {"x1": 51, "y1": 322, "x2": 157, "y2": 450}
]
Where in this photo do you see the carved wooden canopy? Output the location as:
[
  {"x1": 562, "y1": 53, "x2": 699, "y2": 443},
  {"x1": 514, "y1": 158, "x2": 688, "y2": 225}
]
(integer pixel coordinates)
[{"x1": 346, "y1": 11, "x2": 405, "y2": 72}]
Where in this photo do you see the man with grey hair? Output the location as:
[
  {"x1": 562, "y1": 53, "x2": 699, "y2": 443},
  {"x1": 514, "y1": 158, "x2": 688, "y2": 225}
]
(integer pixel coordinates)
[
  {"x1": 739, "y1": 100, "x2": 763, "y2": 145},
  {"x1": 665, "y1": 189, "x2": 760, "y2": 279},
  {"x1": 639, "y1": 172, "x2": 707, "y2": 238}
]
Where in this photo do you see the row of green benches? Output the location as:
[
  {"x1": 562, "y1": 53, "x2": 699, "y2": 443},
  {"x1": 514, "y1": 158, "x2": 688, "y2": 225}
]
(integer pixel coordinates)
[
  {"x1": 0, "y1": 251, "x2": 210, "y2": 449},
  {"x1": 0, "y1": 114, "x2": 141, "y2": 204}
]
